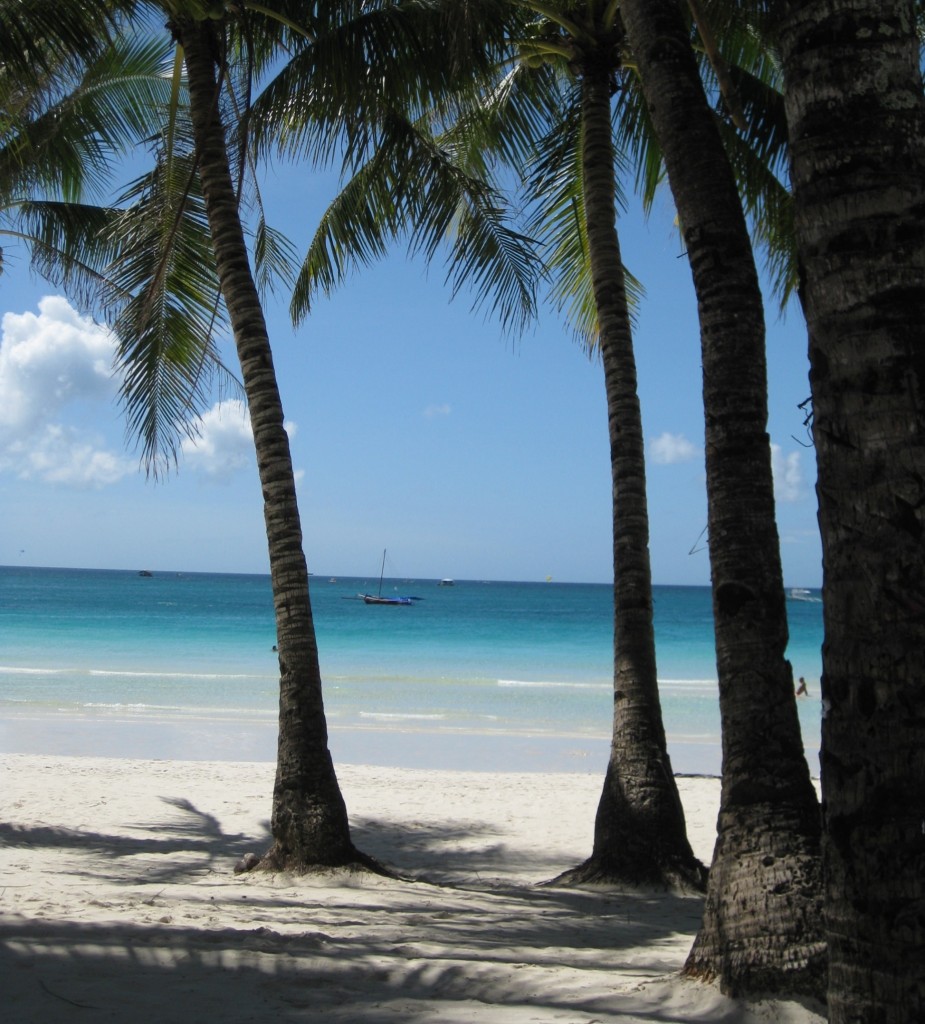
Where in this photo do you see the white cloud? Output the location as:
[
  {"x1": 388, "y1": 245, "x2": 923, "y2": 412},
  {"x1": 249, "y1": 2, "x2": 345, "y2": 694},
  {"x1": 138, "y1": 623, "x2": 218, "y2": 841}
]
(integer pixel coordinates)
[
  {"x1": 10, "y1": 426, "x2": 132, "y2": 486},
  {"x1": 423, "y1": 403, "x2": 451, "y2": 419},
  {"x1": 649, "y1": 431, "x2": 701, "y2": 465},
  {"x1": 181, "y1": 399, "x2": 254, "y2": 479},
  {"x1": 0, "y1": 296, "x2": 118, "y2": 430},
  {"x1": 0, "y1": 297, "x2": 134, "y2": 487},
  {"x1": 771, "y1": 444, "x2": 803, "y2": 502},
  {"x1": 0, "y1": 298, "x2": 303, "y2": 490}
]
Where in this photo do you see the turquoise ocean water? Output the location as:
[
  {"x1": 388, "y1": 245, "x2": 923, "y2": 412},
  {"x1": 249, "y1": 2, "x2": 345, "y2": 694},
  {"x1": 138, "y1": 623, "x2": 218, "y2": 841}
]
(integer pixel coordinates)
[{"x1": 0, "y1": 565, "x2": 823, "y2": 775}]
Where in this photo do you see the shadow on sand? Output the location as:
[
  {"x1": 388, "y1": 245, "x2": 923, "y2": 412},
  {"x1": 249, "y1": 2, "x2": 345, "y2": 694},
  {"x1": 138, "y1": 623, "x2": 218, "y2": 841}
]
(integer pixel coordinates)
[{"x1": 0, "y1": 795, "x2": 731, "y2": 1023}]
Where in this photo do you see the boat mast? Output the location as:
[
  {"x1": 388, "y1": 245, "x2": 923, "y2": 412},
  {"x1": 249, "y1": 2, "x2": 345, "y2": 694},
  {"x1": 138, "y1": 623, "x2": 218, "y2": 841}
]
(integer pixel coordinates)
[{"x1": 378, "y1": 549, "x2": 386, "y2": 598}]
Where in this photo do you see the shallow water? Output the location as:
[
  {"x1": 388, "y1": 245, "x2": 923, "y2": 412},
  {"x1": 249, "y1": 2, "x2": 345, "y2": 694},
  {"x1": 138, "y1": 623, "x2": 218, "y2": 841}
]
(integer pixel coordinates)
[{"x1": 0, "y1": 565, "x2": 823, "y2": 774}]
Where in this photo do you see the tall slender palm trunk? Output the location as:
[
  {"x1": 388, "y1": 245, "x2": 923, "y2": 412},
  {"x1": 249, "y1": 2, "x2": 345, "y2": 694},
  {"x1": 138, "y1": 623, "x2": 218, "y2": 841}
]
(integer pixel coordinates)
[
  {"x1": 175, "y1": 16, "x2": 359, "y2": 869},
  {"x1": 778, "y1": 2, "x2": 925, "y2": 1018},
  {"x1": 559, "y1": 62, "x2": 703, "y2": 889},
  {"x1": 620, "y1": 0, "x2": 824, "y2": 996}
]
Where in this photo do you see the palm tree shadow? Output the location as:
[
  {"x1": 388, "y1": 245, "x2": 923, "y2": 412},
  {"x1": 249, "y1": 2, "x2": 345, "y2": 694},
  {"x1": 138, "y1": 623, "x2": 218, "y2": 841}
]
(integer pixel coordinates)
[
  {"x1": 0, "y1": 796, "x2": 272, "y2": 884},
  {"x1": 0, "y1": 797, "x2": 736, "y2": 1023},
  {"x1": 157, "y1": 796, "x2": 224, "y2": 837},
  {"x1": 0, "y1": 912, "x2": 688, "y2": 1024}
]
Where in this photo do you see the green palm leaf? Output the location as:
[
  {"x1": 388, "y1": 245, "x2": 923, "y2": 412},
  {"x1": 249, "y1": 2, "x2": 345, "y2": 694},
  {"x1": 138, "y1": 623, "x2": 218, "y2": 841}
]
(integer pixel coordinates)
[
  {"x1": 1, "y1": 31, "x2": 177, "y2": 241},
  {"x1": 107, "y1": 144, "x2": 240, "y2": 475},
  {"x1": 11, "y1": 199, "x2": 126, "y2": 309},
  {"x1": 0, "y1": 0, "x2": 124, "y2": 79},
  {"x1": 292, "y1": 108, "x2": 539, "y2": 332}
]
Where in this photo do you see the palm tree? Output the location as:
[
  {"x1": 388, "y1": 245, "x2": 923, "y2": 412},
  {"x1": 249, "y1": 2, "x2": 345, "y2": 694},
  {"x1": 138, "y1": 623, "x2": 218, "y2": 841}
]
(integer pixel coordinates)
[
  {"x1": 537, "y1": 18, "x2": 704, "y2": 888},
  {"x1": 161, "y1": 6, "x2": 371, "y2": 870},
  {"x1": 618, "y1": 0, "x2": 825, "y2": 997},
  {"x1": 776, "y1": 2, "x2": 925, "y2": 1018},
  {"x1": 5, "y1": 0, "x2": 369, "y2": 870}
]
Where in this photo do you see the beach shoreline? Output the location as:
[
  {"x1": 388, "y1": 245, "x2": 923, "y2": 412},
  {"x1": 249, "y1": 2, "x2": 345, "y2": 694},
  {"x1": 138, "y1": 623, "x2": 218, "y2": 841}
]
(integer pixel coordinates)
[
  {"x1": 2, "y1": 752, "x2": 824, "y2": 1023},
  {"x1": 0, "y1": 704, "x2": 735, "y2": 776}
]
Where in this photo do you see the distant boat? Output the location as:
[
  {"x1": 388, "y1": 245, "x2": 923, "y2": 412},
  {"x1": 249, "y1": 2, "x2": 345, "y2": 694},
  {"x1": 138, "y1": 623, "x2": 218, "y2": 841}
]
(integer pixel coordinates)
[
  {"x1": 363, "y1": 593, "x2": 414, "y2": 605},
  {"x1": 138, "y1": 570, "x2": 153, "y2": 577},
  {"x1": 361, "y1": 550, "x2": 415, "y2": 606},
  {"x1": 788, "y1": 587, "x2": 820, "y2": 603},
  {"x1": 438, "y1": 578, "x2": 455, "y2": 587}
]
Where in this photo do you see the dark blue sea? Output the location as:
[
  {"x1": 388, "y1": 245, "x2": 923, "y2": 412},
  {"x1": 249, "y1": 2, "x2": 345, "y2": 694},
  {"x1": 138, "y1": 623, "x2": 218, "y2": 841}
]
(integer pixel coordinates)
[{"x1": 0, "y1": 566, "x2": 823, "y2": 775}]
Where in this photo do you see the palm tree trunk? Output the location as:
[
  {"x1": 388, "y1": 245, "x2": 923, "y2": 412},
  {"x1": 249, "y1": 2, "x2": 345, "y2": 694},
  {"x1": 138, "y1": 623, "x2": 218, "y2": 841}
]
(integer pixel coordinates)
[
  {"x1": 559, "y1": 63, "x2": 703, "y2": 889},
  {"x1": 175, "y1": 16, "x2": 358, "y2": 869},
  {"x1": 620, "y1": 0, "x2": 825, "y2": 997},
  {"x1": 778, "y1": 2, "x2": 925, "y2": 1018}
]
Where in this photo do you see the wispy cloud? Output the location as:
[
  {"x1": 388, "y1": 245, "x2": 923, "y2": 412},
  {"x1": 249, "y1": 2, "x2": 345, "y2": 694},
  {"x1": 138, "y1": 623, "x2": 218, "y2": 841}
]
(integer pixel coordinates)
[
  {"x1": 423, "y1": 403, "x2": 451, "y2": 419},
  {"x1": 771, "y1": 444, "x2": 804, "y2": 502},
  {"x1": 649, "y1": 431, "x2": 701, "y2": 465},
  {"x1": 0, "y1": 297, "x2": 134, "y2": 487}
]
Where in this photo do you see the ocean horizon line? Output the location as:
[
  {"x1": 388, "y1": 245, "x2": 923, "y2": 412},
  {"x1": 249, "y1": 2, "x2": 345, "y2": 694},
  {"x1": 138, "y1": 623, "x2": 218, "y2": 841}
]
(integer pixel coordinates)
[{"x1": 1, "y1": 561, "x2": 823, "y2": 591}]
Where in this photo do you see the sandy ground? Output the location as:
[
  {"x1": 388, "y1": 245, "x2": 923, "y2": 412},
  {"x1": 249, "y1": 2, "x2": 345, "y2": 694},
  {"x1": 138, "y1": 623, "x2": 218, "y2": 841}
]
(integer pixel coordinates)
[{"x1": 2, "y1": 754, "x2": 825, "y2": 1023}]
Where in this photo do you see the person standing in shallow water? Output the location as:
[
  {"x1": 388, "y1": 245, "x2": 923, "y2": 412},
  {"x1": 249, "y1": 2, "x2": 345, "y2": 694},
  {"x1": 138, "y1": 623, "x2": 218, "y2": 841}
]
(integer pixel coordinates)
[{"x1": 796, "y1": 677, "x2": 808, "y2": 697}]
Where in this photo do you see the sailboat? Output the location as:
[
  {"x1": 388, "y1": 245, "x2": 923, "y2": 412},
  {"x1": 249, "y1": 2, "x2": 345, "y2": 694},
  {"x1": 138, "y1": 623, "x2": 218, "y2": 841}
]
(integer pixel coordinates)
[{"x1": 361, "y1": 550, "x2": 415, "y2": 606}]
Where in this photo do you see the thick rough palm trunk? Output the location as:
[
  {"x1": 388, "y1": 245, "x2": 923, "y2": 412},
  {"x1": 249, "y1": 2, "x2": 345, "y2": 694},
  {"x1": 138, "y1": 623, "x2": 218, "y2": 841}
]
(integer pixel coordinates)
[
  {"x1": 620, "y1": 0, "x2": 824, "y2": 996},
  {"x1": 558, "y1": 65, "x2": 703, "y2": 890},
  {"x1": 778, "y1": 2, "x2": 925, "y2": 1019},
  {"x1": 177, "y1": 17, "x2": 360, "y2": 870}
]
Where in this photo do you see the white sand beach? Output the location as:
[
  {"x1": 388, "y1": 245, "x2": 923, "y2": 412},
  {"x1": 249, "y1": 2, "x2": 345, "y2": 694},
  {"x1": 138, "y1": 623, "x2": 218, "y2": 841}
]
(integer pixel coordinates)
[{"x1": 2, "y1": 754, "x2": 825, "y2": 1023}]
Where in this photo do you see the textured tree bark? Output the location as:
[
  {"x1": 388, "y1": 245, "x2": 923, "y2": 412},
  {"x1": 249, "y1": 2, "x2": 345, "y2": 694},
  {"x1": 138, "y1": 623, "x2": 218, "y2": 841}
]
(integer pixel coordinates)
[
  {"x1": 778, "y1": 1, "x2": 925, "y2": 1019},
  {"x1": 620, "y1": 0, "x2": 825, "y2": 997},
  {"x1": 558, "y1": 63, "x2": 704, "y2": 890},
  {"x1": 177, "y1": 17, "x2": 361, "y2": 870}
]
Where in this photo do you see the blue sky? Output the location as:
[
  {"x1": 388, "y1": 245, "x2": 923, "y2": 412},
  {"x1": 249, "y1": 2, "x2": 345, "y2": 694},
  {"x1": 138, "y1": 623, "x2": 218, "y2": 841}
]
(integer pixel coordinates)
[{"x1": 0, "y1": 163, "x2": 820, "y2": 587}]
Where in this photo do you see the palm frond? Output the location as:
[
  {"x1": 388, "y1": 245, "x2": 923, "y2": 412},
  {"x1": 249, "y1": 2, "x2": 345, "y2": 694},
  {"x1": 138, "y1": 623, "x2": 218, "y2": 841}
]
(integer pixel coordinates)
[
  {"x1": 249, "y1": 2, "x2": 432, "y2": 167},
  {"x1": 10, "y1": 199, "x2": 126, "y2": 311},
  {"x1": 614, "y1": 68, "x2": 665, "y2": 212},
  {"x1": 254, "y1": 218, "x2": 300, "y2": 299},
  {"x1": 0, "y1": 32, "x2": 177, "y2": 206},
  {"x1": 716, "y1": 113, "x2": 796, "y2": 309},
  {"x1": 293, "y1": 110, "x2": 541, "y2": 333},
  {"x1": 695, "y1": 10, "x2": 795, "y2": 309},
  {"x1": 106, "y1": 147, "x2": 239, "y2": 475},
  {"x1": 441, "y1": 60, "x2": 568, "y2": 179},
  {"x1": 248, "y1": 0, "x2": 516, "y2": 172},
  {"x1": 519, "y1": 85, "x2": 641, "y2": 351},
  {"x1": 398, "y1": 121, "x2": 540, "y2": 333},
  {"x1": 0, "y1": 0, "x2": 124, "y2": 79},
  {"x1": 722, "y1": 62, "x2": 789, "y2": 175},
  {"x1": 291, "y1": 157, "x2": 396, "y2": 320}
]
